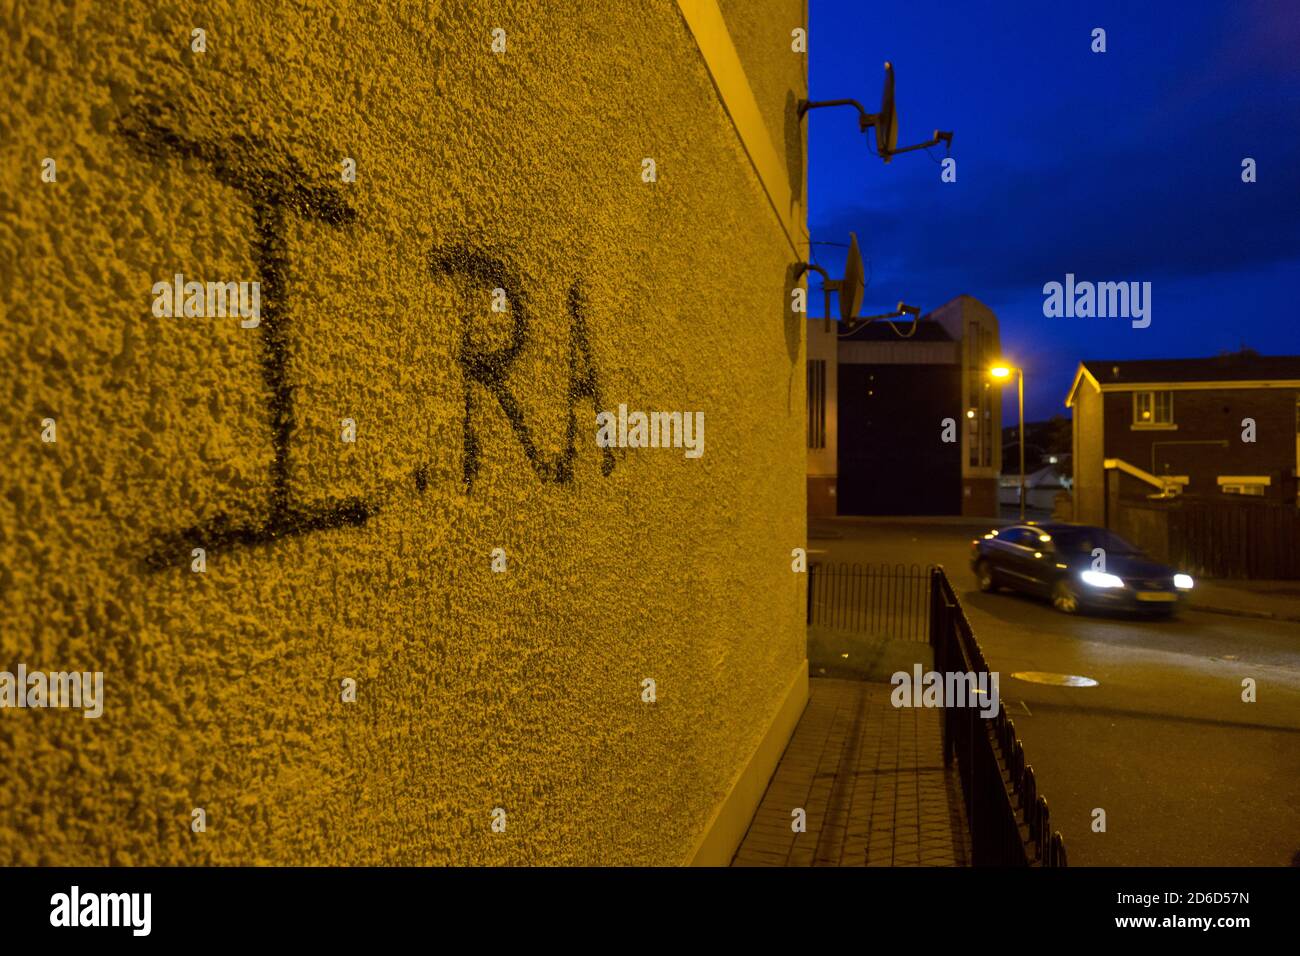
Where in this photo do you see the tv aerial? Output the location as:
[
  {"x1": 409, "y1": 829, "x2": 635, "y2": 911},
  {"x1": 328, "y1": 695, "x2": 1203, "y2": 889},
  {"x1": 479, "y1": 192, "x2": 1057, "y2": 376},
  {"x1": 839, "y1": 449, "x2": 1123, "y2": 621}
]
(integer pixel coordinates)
[{"x1": 798, "y1": 62, "x2": 952, "y2": 163}]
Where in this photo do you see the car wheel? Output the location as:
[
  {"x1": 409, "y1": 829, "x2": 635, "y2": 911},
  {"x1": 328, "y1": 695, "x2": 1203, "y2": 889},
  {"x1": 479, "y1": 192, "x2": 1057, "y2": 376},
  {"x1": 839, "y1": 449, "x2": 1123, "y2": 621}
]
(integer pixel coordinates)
[
  {"x1": 975, "y1": 559, "x2": 997, "y2": 593},
  {"x1": 1051, "y1": 579, "x2": 1080, "y2": 614}
]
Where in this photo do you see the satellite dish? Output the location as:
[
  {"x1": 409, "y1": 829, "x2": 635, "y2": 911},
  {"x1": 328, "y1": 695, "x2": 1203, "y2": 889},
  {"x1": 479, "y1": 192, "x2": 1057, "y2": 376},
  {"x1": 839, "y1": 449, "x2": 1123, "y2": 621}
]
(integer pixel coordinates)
[
  {"x1": 877, "y1": 62, "x2": 898, "y2": 160},
  {"x1": 795, "y1": 233, "x2": 868, "y2": 330},
  {"x1": 797, "y1": 59, "x2": 950, "y2": 166},
  {"x1": 839, "y1": 232, "x2": 865, "y2": 320}
]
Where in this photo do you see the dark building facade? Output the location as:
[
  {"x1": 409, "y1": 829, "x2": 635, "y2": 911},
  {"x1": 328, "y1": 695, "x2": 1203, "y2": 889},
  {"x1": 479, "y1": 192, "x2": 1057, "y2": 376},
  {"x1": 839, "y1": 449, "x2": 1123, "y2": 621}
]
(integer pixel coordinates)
[
  {"x1": 807, "y1": 295, "x2": 1003, "y2": 517},
  {"x1": 837, "y1": 346, "x2": 962, "y2": 515}
]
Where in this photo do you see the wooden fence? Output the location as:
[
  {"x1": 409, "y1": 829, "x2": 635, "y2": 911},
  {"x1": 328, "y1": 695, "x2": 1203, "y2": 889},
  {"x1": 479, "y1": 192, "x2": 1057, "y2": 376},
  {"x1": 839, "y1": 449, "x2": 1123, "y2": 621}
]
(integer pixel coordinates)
[{"x1": 1116, "y1": 494, "x2": 1300, "y2": 579}]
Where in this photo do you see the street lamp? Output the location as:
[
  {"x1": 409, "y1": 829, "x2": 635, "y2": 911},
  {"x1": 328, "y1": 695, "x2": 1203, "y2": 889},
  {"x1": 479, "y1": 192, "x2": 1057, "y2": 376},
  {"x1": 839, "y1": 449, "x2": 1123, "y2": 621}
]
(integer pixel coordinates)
[{"x1": 990, "y1": 363, "x2": 1025, "y2": 521}]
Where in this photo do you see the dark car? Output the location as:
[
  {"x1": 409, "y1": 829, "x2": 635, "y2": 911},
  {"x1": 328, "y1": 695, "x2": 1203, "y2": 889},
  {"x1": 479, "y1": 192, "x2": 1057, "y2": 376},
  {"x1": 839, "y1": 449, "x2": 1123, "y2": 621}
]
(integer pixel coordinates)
[{"x1": 970, "y1": 522, "x2": 1195, "y2": 616}]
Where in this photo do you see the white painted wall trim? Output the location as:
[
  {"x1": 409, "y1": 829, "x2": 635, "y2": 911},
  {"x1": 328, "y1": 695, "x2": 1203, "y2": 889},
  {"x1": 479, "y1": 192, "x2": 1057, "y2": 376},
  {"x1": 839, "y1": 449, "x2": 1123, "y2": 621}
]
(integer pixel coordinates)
[
  {"x1": 1216, "y1": 475, "x2": 1272, "y2": 486},
  {"x1": 687, "y1": 659, "x2": 809, "y2": 866},
  {"x1": 676, "y1": 0, "x2": 806, "y2": 257}
]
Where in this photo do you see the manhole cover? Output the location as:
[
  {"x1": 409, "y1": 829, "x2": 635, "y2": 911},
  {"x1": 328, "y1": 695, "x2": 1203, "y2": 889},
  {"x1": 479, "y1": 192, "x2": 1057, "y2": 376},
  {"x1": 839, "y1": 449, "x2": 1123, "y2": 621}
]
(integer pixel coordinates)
[{"x1": 1010, "y1": 671, "x2": 1099, "y2": 687}]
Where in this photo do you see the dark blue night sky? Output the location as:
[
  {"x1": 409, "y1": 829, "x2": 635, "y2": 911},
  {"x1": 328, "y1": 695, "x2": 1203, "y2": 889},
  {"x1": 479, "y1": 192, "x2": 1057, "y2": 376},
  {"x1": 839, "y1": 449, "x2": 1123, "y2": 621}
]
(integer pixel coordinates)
[{"x1": 807, "y1": 0, "x2": 1300, "y2": 423}]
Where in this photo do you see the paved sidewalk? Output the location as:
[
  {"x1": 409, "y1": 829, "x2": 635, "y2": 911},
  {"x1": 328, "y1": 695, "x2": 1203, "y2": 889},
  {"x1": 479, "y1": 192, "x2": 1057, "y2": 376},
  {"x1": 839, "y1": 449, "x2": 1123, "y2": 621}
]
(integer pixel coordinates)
[
  {"x1": 1188, "y1": 579, "x2": 1300, "y2": 623},
  {"x1": 732, "y1": 678, "x2": 969, "y2": 866}
]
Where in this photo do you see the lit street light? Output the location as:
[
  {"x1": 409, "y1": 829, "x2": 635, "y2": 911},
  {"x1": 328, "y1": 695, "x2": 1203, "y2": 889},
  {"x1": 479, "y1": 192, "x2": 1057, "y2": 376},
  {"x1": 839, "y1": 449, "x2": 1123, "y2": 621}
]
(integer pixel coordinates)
[{"x1": 990, "y1": 363, "x2": 1025, "y2": 520}]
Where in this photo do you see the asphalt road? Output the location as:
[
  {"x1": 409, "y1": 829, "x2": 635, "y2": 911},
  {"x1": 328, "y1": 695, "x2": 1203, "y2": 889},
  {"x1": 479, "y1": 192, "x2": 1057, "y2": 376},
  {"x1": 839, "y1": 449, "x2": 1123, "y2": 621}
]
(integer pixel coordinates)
[{"x1": 810, "y1": 517, "x2": 1300, "y2": 867}]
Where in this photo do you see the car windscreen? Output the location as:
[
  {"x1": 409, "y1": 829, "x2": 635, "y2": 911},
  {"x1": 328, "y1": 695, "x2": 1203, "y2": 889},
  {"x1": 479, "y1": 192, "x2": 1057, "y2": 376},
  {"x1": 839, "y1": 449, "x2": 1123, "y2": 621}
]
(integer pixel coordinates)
[{"x1": 1048, "y1": 529, "x2": 1142, "y2": 555}]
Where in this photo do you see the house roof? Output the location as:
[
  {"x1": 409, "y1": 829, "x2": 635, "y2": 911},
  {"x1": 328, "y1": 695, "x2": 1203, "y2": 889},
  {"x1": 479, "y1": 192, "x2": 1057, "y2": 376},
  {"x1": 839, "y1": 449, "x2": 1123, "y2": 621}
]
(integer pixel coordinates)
[
  {"x1": 838, "y1": 319, "x2": 954, "y2": 342},
  {"x1": 1065, "y1": 354, "x2": 1300, "y2": 408},
  {"x1": 1081, "y1": 355, "x2": 1300, "y2": 384}
]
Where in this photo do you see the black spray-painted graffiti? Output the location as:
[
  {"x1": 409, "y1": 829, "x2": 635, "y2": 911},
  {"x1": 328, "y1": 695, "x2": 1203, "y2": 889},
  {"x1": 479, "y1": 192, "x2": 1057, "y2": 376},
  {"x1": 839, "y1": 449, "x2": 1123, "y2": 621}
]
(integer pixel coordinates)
[
  {"x1": 432, "y1": 249, "x2": 616, "y2": 487},
  {"x1": 119, "y1": 102, "x2": 615, "y2": 569}
]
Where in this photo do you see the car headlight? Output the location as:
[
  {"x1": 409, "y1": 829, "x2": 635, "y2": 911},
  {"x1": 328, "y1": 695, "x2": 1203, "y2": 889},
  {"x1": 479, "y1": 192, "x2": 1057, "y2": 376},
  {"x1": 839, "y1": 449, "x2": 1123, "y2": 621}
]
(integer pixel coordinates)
[
  {"x1": 1174, "y1": 574, "x2": 1194, "y2": 590},
  {"x1": 1080, "y1": 570, "x2": 1125, "y2": 589}
]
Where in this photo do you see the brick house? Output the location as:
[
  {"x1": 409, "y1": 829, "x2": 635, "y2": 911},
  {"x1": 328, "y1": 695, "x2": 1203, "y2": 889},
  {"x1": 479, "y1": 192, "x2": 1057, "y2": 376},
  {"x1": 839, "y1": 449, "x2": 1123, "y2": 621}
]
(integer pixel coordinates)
[{"x1": 1064, "y1": 354, "x2": 1300, "y2": 524}]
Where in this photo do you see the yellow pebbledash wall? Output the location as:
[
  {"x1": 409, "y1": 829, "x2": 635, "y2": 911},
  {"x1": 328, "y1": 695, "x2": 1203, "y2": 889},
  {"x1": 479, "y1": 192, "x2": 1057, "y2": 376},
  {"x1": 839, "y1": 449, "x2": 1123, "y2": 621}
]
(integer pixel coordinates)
[{"x1": 0, "y1": 0, "x2": 807, "y2": 865}]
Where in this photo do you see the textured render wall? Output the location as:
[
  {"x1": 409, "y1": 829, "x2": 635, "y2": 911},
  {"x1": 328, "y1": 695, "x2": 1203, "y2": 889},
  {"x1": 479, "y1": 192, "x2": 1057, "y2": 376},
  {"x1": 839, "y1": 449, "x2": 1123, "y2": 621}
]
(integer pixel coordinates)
[{"x1": 0, "y1": 1, "x2": 806, "y2": 864}]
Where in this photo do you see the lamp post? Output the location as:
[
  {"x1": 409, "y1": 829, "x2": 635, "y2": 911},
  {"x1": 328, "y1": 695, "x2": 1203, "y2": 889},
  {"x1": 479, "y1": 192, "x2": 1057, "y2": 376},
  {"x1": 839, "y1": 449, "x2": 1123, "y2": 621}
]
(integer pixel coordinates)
[{"x1": 990, "y1": 363, "x2": 1025, "y2": 521}]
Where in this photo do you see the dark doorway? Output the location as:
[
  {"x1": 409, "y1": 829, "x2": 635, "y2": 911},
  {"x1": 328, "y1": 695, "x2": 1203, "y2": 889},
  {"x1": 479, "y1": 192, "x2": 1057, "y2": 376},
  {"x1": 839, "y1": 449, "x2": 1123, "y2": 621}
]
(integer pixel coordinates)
[{"x1": 838, "y1": 364, "x2": 962, "y2": 515}]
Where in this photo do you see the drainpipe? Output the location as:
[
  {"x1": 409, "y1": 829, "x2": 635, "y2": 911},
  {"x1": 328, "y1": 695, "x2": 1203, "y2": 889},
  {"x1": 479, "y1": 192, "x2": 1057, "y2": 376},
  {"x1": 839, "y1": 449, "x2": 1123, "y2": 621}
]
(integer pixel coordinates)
[{"x1": 1103, "y1": 466, "x2": 1110, "y2": 530}]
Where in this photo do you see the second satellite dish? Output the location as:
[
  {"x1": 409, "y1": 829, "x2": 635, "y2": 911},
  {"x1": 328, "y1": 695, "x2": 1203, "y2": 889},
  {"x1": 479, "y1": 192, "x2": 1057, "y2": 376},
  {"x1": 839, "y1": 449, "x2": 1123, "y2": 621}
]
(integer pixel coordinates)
[
  {"x1": 840, "y1": 233, "x2": 865, "y2": 320},
  {"x1": 794, "y1": 233, "x2": 865, "y2": 332}
]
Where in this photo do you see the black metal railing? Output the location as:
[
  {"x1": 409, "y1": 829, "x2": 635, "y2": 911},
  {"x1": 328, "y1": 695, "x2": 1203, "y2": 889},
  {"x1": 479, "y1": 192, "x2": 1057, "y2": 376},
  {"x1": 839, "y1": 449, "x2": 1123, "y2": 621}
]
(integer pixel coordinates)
[
  {"x1": 806, "y1": 562, "x2": 932, "y2": 642},
  {"x1": 929, "y1": 565, "x2": 1068, "y2": 866}
]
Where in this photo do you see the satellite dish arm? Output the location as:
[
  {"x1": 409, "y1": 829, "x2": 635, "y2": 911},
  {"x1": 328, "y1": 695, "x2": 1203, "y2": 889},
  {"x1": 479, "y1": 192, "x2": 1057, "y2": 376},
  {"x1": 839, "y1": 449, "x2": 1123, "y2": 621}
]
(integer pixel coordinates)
[
  {"x1": 794, "y1": 262, "x2": 831, "y2": 284},
  {"x1": 884, "y1": 129, "x2": 954, "y2": 157},
  {"x1": 841, "y1": 302, "x2": 923, "y2": 339},
  {"x1": 852, "y1": 302, "x2": 920, "y2": 323},
  {"x1": 795, "y1": 262, "x2": 839, "y2": 333},
  {"x1": 797, "y1": 98, "x2": 873, "y2": 125}
]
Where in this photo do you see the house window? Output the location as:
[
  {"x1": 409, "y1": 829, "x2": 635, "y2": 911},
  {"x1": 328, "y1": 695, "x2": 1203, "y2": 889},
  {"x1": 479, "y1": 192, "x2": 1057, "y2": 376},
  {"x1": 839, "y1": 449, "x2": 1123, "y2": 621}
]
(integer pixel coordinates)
[
  {"x1": 1133, "y1": 390, "x2": 1173, "y2": 426},
  {"x1": 807, "y1": 359, "x2": 826, "y2": 450}
]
